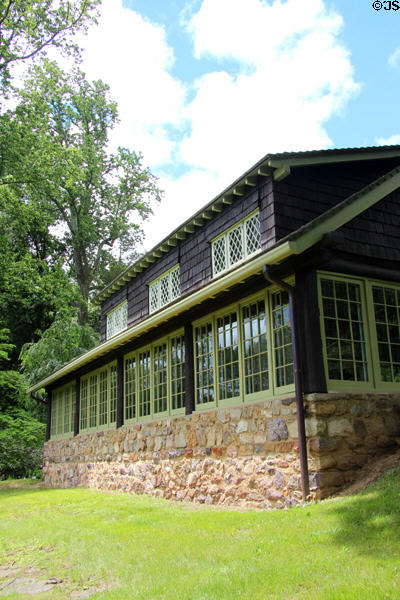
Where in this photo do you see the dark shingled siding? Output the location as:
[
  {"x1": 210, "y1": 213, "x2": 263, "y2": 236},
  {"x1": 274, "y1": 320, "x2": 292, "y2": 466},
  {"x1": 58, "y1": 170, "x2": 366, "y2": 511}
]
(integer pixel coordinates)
[
  {"x1": 100, "y1": 157, "x2": 400, "y2": 341},
  {"x1": 100, "y1": 176, "x2": 274, "y2": 340},
  {"x1": 273, "y1": 158, "x2": 400, "y2": 240}
]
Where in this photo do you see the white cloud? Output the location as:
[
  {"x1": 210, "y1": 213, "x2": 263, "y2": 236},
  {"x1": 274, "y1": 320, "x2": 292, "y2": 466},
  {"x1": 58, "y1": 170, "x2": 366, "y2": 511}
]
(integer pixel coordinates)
[
  {"x1": 81, "y1": 0, "x2": 187, "y2": 166},
  {"x1": 389, "y1": 46, "x2": 400, "y2": 68},
  {"x1": 78, "y1": 0, "x2": 359, "y2": 250},
  {"x1": 377, "y1": 134, "x2": 400, "y2": 145}
]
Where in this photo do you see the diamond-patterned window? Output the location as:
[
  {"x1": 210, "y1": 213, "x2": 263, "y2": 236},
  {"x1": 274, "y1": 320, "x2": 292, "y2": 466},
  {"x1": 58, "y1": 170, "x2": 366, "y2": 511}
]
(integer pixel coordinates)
[
  {"x1": 149, "y1": 265, "x2": 181, "y2": 314},
  {"x1": 212, "y1": 237, "x2": 227, "y2": 275},
  {"x1": 107, "y1": 301, "x2": 127, "y2": 339},
  {"x1": 212, "y1": 211, "x2": 261, "y2": 276},
  {"x1": 245, "y1": 213, "x2": 261, "y2": 255}
]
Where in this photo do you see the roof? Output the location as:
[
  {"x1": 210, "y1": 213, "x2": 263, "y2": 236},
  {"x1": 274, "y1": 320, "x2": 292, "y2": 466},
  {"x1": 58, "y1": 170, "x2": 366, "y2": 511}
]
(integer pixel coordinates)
[
  {"x1": 29, "y1": 156, "x2": 400, "y2": 393},
  {"x1": 95, "y1": 144, "x2": 400, "y2": 304}
]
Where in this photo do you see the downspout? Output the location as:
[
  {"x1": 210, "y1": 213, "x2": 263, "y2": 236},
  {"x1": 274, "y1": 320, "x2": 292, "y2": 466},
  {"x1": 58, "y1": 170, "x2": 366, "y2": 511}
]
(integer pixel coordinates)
[{"x1": 262, "y1": 265, "x2": 310, "y2": 502}]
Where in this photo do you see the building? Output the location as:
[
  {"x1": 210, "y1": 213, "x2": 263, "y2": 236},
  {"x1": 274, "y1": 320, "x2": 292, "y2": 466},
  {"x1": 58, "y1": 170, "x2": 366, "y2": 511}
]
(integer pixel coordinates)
[{"x1": 30, "y1": 145, "x2": 400, "y2": 507}]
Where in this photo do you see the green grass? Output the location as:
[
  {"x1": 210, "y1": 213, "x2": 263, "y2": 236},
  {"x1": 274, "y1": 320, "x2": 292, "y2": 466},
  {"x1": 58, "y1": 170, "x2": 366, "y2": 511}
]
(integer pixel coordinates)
[{"x1": 1, "y1": 471, "x2": 400, "y2": 599}]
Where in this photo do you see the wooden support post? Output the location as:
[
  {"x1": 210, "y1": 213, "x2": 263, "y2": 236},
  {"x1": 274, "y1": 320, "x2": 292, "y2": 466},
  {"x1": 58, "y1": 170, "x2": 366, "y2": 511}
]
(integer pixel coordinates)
[
  {"x1": 184, "y1": 322, "x2": 195, "y2": 415},
  {"x1": 46, "y1": 390, "x2": 52, "y2": 442},
  {"x1": 117, "y1": 355, "x2": 124, "y2": 428},
  {"x1": 74, "y1": 377, "x2": 80, "y2": 437},
  {"x1": 295, "y1": 269, "x2": 327, "y2": 394}
]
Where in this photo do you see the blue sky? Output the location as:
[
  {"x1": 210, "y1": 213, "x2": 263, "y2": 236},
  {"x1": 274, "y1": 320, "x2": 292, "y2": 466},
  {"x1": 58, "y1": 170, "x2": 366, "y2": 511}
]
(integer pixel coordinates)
[{"x1": 79, "y1": 0, "x2": 400, "y2": 248}]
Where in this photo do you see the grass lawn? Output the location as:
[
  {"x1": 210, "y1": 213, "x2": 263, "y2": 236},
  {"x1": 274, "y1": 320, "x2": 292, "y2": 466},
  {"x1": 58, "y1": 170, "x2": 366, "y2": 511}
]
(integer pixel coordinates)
[{"x1": 1, "y1": 472, "x2": 400, "y2": 599}]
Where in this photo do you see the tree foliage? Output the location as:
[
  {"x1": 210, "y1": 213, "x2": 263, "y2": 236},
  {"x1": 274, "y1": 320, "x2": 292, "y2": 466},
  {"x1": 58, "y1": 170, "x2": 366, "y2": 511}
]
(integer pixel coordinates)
[
  {"x1": 0, "y1": 409, "x2": 45, "y2": 478},
  {"x1": 2, "y1": 60, "x2": 161, "y2": 325},
  {"x1": 20, "y1": 312, "x2": 99, "y2": 386},
  {"x1": 0, "y1": 0, "x2": 99, "y2": 96}
]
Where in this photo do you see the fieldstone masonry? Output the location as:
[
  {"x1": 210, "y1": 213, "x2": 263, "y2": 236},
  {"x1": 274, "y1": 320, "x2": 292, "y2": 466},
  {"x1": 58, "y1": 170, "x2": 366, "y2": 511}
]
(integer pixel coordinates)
[{"x1": 43, "y1": 392, "x2": 400, "y2": 507}]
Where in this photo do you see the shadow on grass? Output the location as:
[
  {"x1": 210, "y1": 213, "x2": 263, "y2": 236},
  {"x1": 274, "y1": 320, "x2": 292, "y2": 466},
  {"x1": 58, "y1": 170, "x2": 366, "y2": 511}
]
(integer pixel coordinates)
[{"x1": 325, "y1": 467, "x2": 400, "y2": 558}]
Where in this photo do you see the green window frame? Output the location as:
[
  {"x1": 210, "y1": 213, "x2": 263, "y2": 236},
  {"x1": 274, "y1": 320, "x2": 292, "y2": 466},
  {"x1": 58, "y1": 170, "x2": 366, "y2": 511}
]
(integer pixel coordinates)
[
  {"x1": 50, "y1": 382, "x2": 76, "y2": 440},
  {"x1": 79, "y1": 362, "x2": 118, "y2": 433},
  {"x1": 193, "y1": 285, "x2": 295, "y2": 410},
  {"x1": 318, "y1": 272, "x2": 400, "y2": 392},
  {"x1": 124, "y1": 330, "x2": 186, "y2": 424}
]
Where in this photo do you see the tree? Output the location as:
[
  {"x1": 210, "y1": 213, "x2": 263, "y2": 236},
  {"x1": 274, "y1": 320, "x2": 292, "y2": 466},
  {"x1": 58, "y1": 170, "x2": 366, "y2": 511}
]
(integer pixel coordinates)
[
  {"x1": 0, "y1": 0, "x2": 99, "y2": 97},
  {"x1": 2, "y1": 60, "x2": 162, "y2": 325}
]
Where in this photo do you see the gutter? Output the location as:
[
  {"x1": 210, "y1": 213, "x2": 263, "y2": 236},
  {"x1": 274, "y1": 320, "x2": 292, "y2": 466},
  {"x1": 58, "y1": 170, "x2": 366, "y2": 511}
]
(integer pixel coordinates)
[{"x1": 262, "y1": 265, "x2": 310, "y2": 502}]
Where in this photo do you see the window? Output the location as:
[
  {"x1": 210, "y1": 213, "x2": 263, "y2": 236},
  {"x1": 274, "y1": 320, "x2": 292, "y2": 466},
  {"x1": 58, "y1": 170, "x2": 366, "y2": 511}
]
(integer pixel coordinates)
[
  {"x1": 124, "y1": 331, "x2": 186, "y2": 423},
  {"x1": 50, "y1": 382, "x2": 76, "y2": 439},
  {"x1": 319, "y1": 273, "x2": 400, "y2": 390},
  {"x1": 149, "y1": 265, "x2": 181, "y2": 314},
  {"x1": 79, "y1": 362, "x2": 118, "y2": 433},
  {"x1": 372, "y1": 285, "x2": 400, "y2": 382},
  {"x1": 194, "y1": 287, "x2": 294, "y2": 409},
  {"x1": 212, "y1": 211, "x2": 261, "y2": 276},
  {"x1": 107, "y1": 301, "x2": 127, "y2": 339}
]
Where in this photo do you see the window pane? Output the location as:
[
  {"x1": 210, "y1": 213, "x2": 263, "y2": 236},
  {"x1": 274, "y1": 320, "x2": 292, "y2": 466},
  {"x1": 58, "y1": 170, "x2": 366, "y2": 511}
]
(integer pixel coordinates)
[
  {"x1": 213, "y1": 237, "x2": 227, "y2": 275},
  {"x1": 216, "y1": 312, "x2": 240, "y2": 400},
  {"x1": 320, "y1": 278, "x2": 368, "y2": 382},
  {"x1": 107, "y1": 302, "x2": 127, "y2": 339},
  {"x1": 245, "y1": 213, "x2": 261, "y2": 255},
  {"x1": 271, "y1": 291, "x2": 294, "y2": 387},
  {"x1": 171, "y1": 336, "x2": 185, "y2": 411},
  {"x1": 195, "y1": 322, "x2": 214, "y2": 405},
  {"x1": 154, "y1": 343, "x2": 168, "y2": 414},
  {"x1": 372, "y1": 285, "x2": 400, "y2": 383},
  {"x1": 138, "y1": 351, "x2": 151, "y2": 417},
  {"x1": 228, "y1": 225, "x2": 244, "y2": 266}
]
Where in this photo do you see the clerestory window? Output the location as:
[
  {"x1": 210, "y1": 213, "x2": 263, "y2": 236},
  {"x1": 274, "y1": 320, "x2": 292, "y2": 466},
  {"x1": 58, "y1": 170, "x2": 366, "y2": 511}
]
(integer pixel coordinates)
[
  {"x1": 106, "y1": 301, "x2": 127, "y2": 339},
  {"x1": 212, "y1": 210, "x2": 261, "y2": 276},
  {"x1": 149, "y1": 265, "x2": 181, "y2": 314}
]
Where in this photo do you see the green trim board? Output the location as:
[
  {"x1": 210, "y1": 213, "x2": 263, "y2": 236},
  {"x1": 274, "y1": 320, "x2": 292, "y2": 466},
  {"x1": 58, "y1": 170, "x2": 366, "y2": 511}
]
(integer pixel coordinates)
[{"x1": 318, "y1": 272, "x2": 400, "y2": 393}]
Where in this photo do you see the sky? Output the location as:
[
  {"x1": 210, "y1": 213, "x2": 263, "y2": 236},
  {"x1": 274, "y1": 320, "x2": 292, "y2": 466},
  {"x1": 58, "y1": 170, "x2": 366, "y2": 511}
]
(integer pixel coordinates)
[{"x1": 76, "y1": 0, "x2": 400, "y2": 250}]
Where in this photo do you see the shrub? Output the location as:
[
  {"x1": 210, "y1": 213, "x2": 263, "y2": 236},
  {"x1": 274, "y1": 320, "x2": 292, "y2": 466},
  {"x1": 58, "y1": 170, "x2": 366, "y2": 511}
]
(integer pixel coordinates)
[{"x1": 0, "y1": 409, "x2": 45, "y2": 479}]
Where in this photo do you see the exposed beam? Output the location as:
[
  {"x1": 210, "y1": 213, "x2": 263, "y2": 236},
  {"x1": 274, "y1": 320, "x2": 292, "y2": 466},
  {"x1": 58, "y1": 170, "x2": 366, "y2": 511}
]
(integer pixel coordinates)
[
  {"x1": 184, "y1": 225, "x2": 195, "y2": 233},
  {"x1": 245, "y1": 176, "x2": 257, "y2": 187},
  {"x1": 273, "y1": 165, "x2": 291, "y2": 181},
  {"x1": 202, "y1": 211, "x2": 213, "y2": 220},
  {"x1": 221, "y1": 197, "x2": 233, "y2": 205},
  {"x1": 232, "y1": 186, "x2": 245, "y2": 196},
  {"x1": 257, "y1": 166, "x2": 271, "y2": 177}
]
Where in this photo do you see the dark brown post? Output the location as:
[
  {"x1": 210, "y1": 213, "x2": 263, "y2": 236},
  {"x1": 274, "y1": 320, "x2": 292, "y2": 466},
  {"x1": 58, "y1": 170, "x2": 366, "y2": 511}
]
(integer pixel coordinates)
[
  {"x1": 117, "y1": 355, "x2": 124, "y2": 428},
  {"x1": 295, "y1": 269, "x2": 327, "y2": 394},
  {"x1": 184, "y1": 322, "x2": 195, "y2": 415},
  {"x1": 74, "y1": 377, "x2": 80, "y2": 437},
  {"x1": 46, "y1": 390, "x2": 52, "y2": 442}
]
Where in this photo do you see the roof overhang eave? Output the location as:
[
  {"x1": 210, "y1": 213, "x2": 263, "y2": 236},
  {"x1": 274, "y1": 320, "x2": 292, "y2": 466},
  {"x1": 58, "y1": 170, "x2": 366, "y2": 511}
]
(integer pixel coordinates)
[{"x1": 28, "y1": 240, "x2": 296, "y2": 394}]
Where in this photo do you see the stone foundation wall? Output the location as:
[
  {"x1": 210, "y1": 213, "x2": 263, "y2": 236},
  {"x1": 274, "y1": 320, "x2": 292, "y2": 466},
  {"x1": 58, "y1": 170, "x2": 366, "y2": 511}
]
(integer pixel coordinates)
[
  {"x1": 305, "y1": 392, "x2": 400, "y2": 498},
  {"x1": 43, "y1": 392, "x2": 400, "y2": 507}
]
